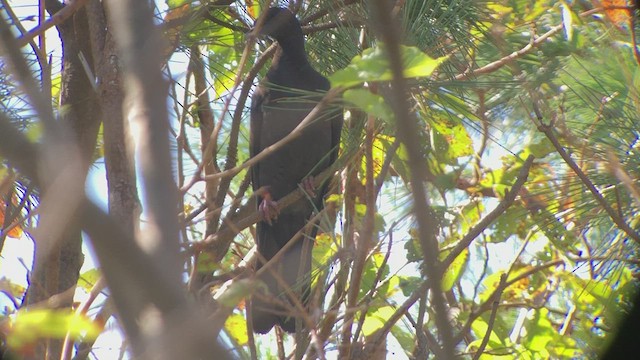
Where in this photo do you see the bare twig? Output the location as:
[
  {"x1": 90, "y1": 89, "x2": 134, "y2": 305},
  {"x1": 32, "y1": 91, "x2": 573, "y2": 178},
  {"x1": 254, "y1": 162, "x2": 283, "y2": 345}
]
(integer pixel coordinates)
[
  {"x1": 454, "y1": 259, "x2": 565, "y2": 344},
  {"x1": 363, "y1": 280, "x2": 431, "y2": 357},
  {"x1": 606, "y1": 150, "x2": 640, "y2": 208},
  {"x1": 178, "y1": 44, "x2": 275, "y2": 194},
  {"x1": 301, "y1": 0, "x2": 363, "y2": 24},
  {"x1": 442, "y1": 155, "x2": 535, "y2": 269},
  {"x1": 353, "y1": 225, "x2": 394, "y2": 342},
  {"x1": 106, "y1": 0, "x2": 184, "y2": 296},
  {"x1": 16, "y1": 0, "x2": 90, "y2": 48},
  {"x1": 455, "y1": 23, "x2": 563, "y2": 81},
  {"x1": 471, "y1": 274, "x2": 507, "y2": 360},
  {"x1": 530, "y1": 103, "x2": 640, "y2": 244},
  {"x1": 60, "y1": 278, "x2": 106, "y2": 360},
  {"x1": 204, "y1": 36, "x2": 271, "y2": 230},
  {"x1": 454, "y1": 8, "x2": 604, "y2": 81},
  {"x1": 343, "y1": 112, "x2": 378, "y2": 349},
  {"x1": 0, "y1": 108, "x2": 231, "y2": 359}
]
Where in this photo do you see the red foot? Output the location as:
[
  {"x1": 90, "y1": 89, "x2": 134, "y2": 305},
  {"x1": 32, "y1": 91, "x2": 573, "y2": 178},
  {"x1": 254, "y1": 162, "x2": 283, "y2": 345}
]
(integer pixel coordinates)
[
  {"x1": 259, "y1": 191, "x2": 279, "y2": 225},
  {"x1": 301, "y1": 176, "x2": 316, "y2": 197}
]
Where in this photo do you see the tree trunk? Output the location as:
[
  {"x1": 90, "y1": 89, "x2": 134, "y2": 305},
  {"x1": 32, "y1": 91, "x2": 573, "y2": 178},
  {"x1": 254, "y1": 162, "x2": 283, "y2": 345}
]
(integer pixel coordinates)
[{"x1": 23, "y1": 2, "x2": 100, "y2": 359}]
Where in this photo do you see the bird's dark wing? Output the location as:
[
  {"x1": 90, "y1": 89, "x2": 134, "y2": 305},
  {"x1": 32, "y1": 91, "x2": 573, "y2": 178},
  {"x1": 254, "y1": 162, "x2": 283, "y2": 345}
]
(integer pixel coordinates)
[
  {"x1": 250, "y1": 84, "x2": 319, "y2": 334},
  {"x1": 250, "y1": 85, "x2": 266, "y2": 192},
  {"x1": 250, "y1": 86, "x2": 338, "y2": 334}
]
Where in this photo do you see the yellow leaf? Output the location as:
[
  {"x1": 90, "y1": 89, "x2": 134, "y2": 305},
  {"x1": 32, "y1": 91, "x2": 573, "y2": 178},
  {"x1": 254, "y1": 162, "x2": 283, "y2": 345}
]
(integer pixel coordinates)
[
  {"x1": 7, "y1": 309, "x2": 101, "y2": 352},
  {"x1": 362, "y1": 306, "x2": 395, "y2": 337},
  {"x1": 225, "y1": 313, "x2": 248, "y2": 346}
]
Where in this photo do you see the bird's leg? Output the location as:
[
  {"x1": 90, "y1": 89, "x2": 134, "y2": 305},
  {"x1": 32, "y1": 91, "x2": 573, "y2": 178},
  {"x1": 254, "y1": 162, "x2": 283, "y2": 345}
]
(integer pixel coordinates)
[
  {"x1": 259, "y1": 189, "x2": 279, "y2": 225},
  {"x1": 301, "y1": 176, "x2": 316, "y2": 198}
]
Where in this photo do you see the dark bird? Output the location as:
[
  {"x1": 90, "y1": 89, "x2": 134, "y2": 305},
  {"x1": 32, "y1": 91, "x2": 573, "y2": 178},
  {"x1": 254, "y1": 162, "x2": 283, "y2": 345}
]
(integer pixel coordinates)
[{"x1": 249, "y1": 7, "x2": 342, "y2": 334}]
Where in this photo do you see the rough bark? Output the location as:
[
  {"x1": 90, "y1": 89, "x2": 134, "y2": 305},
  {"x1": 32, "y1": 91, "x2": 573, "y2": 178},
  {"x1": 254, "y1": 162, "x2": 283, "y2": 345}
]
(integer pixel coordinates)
[
  {"x1": 190, "y1": 46, "x2": 218, "y2": 238},
  {"x1": 86, "y1": 0, "x2": 140, "y2": 234},
  {"x1": 23, "y1": 2, "x2": 100, "y2": 359}
]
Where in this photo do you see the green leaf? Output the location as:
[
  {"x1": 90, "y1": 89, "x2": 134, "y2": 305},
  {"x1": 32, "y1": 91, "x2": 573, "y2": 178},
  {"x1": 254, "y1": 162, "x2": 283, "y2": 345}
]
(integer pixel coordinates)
[
  {"x1": 404, "y1": 232, "x2": 423, "y2": 263},
  {"x1": 358, "y1": 136, "x2": 390, "y2": 185},
  {"x1": 440, "y1": 248, "x2": 469, "y2": 292},
  {"x1": 166, "y1": 0, "x2": 190, "y2": 7},
  {"x1": 195, "y1": 251, "x2": 220, "y2": 273},
  {"x1": 362, "y1": 306, "x2": 395, "y2": 337},
  {"x1": 214, "y1": 278, "x2": 255, "y2": 308},
  {"x1": 428, "y1": 115, "x2": 474, "y2": 164},
  {"x1": 312, "y1": 233, "x2": 338, "y2": 269},
  {"x1": 78, "y1": 269, "x2": 100, "y2": 292},
  {"x1": 51, "y1": 75, "x2": 61, "y2": 103},
  {"x1": 398, "y1": 276, "x2": 422, "y2": 297},
  {"x1": 325, "y1": 193, "x2": 344, "y2": 206},
  {"x1": 354, "y1": 202, "x2": 386, "y2": 233},
  {"x1": 528, "y1": 138, "x2": 554, "y2": 158},
  {"x1": 26, "y1": 122, "x2": 42, "y2": 142},
  {"x1": 207, "y1": 22, "x2": 241, "y2": 96},
  {"x1": 490, "y1": 204, "x2": 530, "y2": 241},
  {"x1": 391, "y1": 324, "x2": 414, "y2": 354},
  {"x1": 470, "y1": 317, "x2": 504, "y2": 350},
  {"x1": 458, "y1": 201, "x2": 484, "y2": 234},
  {"x1": 359, "y1": 252, "x2": 390, "y2": 301},
  {"x1": 385, "y1": 275, "x2": 400, "y2": 297},
  {"x1": 524, "y1": 308, "x2": 555, "y2": 354},
  {"x1": 329, "y1": 45, "x2": 447, "y2": 88},
  {"x1": 343, "y1": 89, "x2": 393, "y2": 122}
]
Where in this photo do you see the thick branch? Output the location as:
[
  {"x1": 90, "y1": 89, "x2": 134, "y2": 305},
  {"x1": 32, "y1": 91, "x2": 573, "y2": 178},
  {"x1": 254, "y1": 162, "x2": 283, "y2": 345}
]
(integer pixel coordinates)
[{"x1": 368, "y1": 0, "x2": 454, "y2": 357}]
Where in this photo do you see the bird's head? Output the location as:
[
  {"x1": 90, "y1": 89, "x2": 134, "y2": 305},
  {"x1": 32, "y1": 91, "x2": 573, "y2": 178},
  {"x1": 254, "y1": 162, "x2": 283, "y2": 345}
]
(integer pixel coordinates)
[{"x1": 250, "y1": 7, "x2": 300, "y2": 42}]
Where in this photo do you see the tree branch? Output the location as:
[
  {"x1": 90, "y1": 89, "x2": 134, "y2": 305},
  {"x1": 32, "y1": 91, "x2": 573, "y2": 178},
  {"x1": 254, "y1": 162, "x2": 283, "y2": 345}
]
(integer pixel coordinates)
[
  {"x1": 17, "y1": 0, "x2": 90, "y2": 48},
  {"x1": 442, "y1": 155, "x2": 535, "y2": 269},
  {"x1": 368, "y1": 0, "x2": 454, "y2": 357},
  {"x1": 530, "y1": 102, "x2": 640, "y2": 245}
]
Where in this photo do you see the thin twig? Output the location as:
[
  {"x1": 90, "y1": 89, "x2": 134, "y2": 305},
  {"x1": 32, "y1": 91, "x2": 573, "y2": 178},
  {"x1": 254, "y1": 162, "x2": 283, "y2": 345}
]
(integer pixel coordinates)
[
  {"x1": 442, "y1": 155, "x2": 535, "y2": 269},
  {"x1": 178, "y1": 37, "x2": 275, "y2": 196},
  {"x1": 201, "y1": 87, "x2": 341, "y2": 183},
  {"x1": 352, "y1": 225, "x2": 394, "y2": 342},
  {"x1": 363, "y1": 280, "x2": 431, "y2": 357},
  {"x1": 471, "y1": 274, "x2": 507, "y2": 360},
  {"x1": 454, "y1": 8, "x2": 603, "y2": 81},
  {"x1": 16, "y1": 0, "x2": 90, "y2": 48},
  {"x1": 454, "y1": 259, "x2": 565, "y2": 344},
  {"x1": 188, "y1": 156, "x2": 342, "y2": 259},
  {"x1": 343, "y1": 112, "x2": 378, "y2": 348},
  {"x1": 60, "y1": 278, "x2": 106, "y2": 360},
  {"x1": 530, "y1": 102, "x2": 640, "y2": 244},
  {"x1": 606, "y1": 150, "x2": 640, "y2": 208},
  {"x1": 455, "y1": 23, "x2": 563, "y2": 81}
]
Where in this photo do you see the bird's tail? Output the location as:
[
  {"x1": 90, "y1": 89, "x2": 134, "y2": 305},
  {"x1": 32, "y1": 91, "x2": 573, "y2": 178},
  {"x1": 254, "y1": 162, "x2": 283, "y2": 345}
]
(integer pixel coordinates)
[{"x1": 251, "y1": 213, "x2": 313, "y2": 334}]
